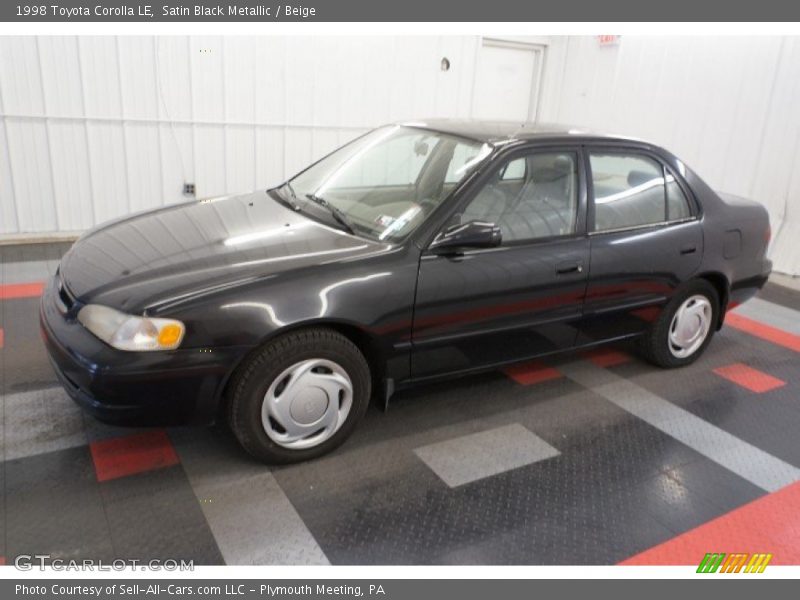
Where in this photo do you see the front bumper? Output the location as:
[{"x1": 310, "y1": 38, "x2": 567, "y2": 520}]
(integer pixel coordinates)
[{"x1": 40, "y1": 275, "x2": 250, "y2": 425}]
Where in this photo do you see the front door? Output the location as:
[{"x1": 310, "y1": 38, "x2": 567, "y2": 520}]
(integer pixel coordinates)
[{"x1": 411, "y1": 147, "x2": 589, "y2": 380}]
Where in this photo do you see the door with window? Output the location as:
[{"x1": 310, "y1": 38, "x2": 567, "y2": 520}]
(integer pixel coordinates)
[
  {"x1": 471, "y1": 39, "x2": 544, "y2": 121},
  {"x1": 411, "y1": 148, "x2": 589, "y2": 379},
  {"x1": 577, "y1": 148, "x2": 703, "y2": 344}
]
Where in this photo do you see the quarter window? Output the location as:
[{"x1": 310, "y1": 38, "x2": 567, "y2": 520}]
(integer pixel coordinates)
[
  {"x1": 666, "y1": 173, "x2": 692, "y2": 220},
  {"x1": 499, "y1": 157, "x2": 526, "y2": 181},
  {"x1": 458, "y1": 151, "x2": 579, "y2": 243},
  {"x1": 590, "y1": 152, "x2": 692, "y2": 232}
]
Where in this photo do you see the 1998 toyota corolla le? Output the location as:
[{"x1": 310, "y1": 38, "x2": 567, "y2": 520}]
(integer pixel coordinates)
[{"x1": 41, "y1": 121, "x2": 772, "y2": 463}]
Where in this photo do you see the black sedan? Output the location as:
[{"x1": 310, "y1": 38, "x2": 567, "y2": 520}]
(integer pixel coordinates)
[{"x1": 41, "y1": 120, "x2": 772, "y2": 463}]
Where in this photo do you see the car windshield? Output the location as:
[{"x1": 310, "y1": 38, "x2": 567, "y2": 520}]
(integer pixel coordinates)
[{"x1": 281, "y1": 125, "x2": 492, "y2": 242}]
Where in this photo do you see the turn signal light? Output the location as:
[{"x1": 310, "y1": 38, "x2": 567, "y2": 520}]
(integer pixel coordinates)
[{"x1": 158, "y1": 324, "x2": 184, "y2": 347}]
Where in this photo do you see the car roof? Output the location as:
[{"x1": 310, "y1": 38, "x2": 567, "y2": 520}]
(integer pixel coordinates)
[{"x1": 399, "y1": 118, "x2": 646, "y2": 146}]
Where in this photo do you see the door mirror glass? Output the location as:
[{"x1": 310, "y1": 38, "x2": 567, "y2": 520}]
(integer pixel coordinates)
[{"x1": 429, "y1": 220, "x2": 502, "y2": 252}]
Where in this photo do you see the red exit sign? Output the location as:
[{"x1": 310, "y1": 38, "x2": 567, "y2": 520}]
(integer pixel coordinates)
[{"x1": 598, "y1": 35, "x2": 621, "y2": 46}]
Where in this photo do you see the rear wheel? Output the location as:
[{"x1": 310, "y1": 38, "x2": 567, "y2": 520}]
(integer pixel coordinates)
[
  {"x1": 637, "y1": 279, "x2": 719, "y2": 368},
  {"x1": 227, "y1": 328, "x2": 371, "y2": 464}
]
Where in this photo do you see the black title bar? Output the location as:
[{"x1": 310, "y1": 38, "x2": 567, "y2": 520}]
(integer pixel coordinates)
[{"x1": 3, "y1": 0, "x2": 800, "y2": 22}]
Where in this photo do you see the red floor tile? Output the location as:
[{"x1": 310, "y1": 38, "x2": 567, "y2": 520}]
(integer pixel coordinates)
[
  {"x1": 583, "y1": 347, "x2": 631, "y2": 368},
  {"x1": 726, "y1": 312, "x2": 800, "y2": 353},
  {"x1": 90, "y1": 430, "x2": 180, "y2": 482},
  {"x1": 0, "y1": 281, "x2": 45, "y2": 300},
  {"x1": 713, "y1": 363, "x2": 787, "y2": 393},
  {"x1": 620, "y1": 481, "x2": 800, "y2": 565},
  {"x1": 503, "y1": 360, "x2": 563, "y2": 385}
]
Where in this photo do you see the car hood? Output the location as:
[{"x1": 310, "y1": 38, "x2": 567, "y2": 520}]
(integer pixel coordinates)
[{"x1": 59, "y1": 191, "x2": 388, "y2": 313}]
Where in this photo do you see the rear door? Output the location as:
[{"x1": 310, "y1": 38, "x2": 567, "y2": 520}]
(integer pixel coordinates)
[
  {"x1": 577, "y1": 147, "x2": 703, "y2": 344},
  {"x1": 411, "y1": 146, "x2": 590, "y2": 380}
]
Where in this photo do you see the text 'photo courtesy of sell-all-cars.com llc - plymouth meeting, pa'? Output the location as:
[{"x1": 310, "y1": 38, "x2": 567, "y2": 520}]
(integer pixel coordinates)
[{"x1": 41, "y1": 120, "x2": 772, "y2": 464}]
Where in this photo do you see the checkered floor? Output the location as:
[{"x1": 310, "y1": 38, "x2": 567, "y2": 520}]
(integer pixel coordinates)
[{"x1": 1, "y1": 242, "x2": 799, "y2": 565}]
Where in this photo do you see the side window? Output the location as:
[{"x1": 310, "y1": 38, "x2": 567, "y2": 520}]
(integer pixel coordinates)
[
  {"x1": 459, "y1": 151, "x2": 579, "y2": 243},
  {"x1": 590, "y1": 153, "x2": 665, "y2": 232},
  {"x1": 590, "y1": 152, "x2": 694, "y2": 232},
  {"x1": 499, "y1": 158, "x2": 526, "y2": 181}
]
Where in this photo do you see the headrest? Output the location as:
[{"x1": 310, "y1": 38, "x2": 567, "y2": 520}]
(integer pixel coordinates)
[
  {"x1": 553, "y1": 155, "x2": 573, "y2": 174},
  {"x1": 531, "y1": 155, "x2": 573, "y2": 183}
]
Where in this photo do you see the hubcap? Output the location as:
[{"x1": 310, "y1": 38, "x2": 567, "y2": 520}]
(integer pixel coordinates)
[
  {"x1": 261, "y1": 358, "x2": 353, "y2": 450},
  {"x1": 668, "y1": 294, "x2": 713, "y2": 359}
]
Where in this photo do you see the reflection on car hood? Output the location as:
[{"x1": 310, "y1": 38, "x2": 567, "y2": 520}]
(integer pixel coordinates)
[{"x1": 60, "y1": 191, "x2": 387, "y2": 313}]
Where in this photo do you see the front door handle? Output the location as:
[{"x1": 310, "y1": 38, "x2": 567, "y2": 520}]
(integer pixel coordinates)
[
  {"x1": 680, "y1": 245, "x2": 697, "y2": 255},
  {"x1": 556, "y1": 261, "x2": 584, "y2": 275}
]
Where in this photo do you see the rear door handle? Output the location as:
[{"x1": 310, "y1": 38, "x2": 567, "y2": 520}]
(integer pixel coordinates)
[
  {"x1": 680, "y1": 245, "x2": 697, "y2": 255},
  {"x1": 556, "y1": 261, "x2": 584, "y2": 275}
]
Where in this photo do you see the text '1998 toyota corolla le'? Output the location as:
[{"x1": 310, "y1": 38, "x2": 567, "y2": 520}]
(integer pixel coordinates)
[{"x1": 41, "y1": 121, "x2": 772, "y2": 463}]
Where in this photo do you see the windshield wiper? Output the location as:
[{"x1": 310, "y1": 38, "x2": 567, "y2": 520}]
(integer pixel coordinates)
[
  {"x1": 280, "y1": 182, "x2": 302, "y2": 211},
  {"x1": 305, "y1": 194, "x2": 357, "y2": 236}
]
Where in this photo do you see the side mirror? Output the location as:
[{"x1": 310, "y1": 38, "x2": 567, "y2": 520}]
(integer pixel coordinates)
[{"x1": 429, "y1": 220, "x2": 502, "y2": 253}]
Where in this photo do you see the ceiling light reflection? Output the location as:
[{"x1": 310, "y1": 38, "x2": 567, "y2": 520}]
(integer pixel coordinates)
[
  {"x1": 221, "y1": 301, "x2": 286, "y2": 327},
  {"x1": 224, "y1": 223, "x2": 309, "y2": 247},
  {"x1": 595, "y1": 176, "x2": 664, "y2": 204},
  {"x1": 317, "y1": 272, "x2": 391, "y2": 317},
  {"x1": 232, "y1": 245, "x2": 370, "y2": 269}
]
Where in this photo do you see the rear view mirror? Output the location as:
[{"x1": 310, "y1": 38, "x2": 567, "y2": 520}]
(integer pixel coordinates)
[
  {"x1": 414, "y1": 139, "x2": 430, "y2": 156},
  {"x1": 429, "y1": 220, "x2": 502, "y2": 253}
]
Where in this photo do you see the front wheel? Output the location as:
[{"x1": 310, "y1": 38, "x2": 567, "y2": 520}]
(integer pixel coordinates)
[
  {"x1": 637, "y1": 279, "x2": 719, "y2": 368},
  {"x1": 227, "y1": 328, "x2": 371, "y2": 464}
]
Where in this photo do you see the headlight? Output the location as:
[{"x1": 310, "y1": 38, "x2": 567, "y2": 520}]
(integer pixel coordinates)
[{"x1": 77, "y1": 304, "x2": 185, "y2": 351}]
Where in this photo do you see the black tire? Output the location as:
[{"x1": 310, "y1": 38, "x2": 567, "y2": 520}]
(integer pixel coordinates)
[
  {"x1": 637, "y1": 279, "x2": 720, "y2": 368},
  {"x1": 227, "y1": 328, "x2": 371, "y2": 464}
]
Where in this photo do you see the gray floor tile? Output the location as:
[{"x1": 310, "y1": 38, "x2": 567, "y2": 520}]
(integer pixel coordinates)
[
  {"x1": 98, "y1": 466, "x2": 223, "y2": 565},
  {"x1": 559, "y1": 360, "x2": 800, "y2": 493},
  {"x1": 82, "y1": 413, "x2": 150, "y2": 443},
  {"x1": 5, "y1": 446, "x2": 115, "y2": 561},
  {"x1": 734, "y1": 297, "x2": 800, "y2": 334},
  {"x1": 414, "y1": 423, "x2": 560, "y2": 488},
  {"x1": 172, "y1": 427, "x2": 329, "y2": 565},
  {"x1": 4, "y1": 386, "x2": 87, "y2": 460}
]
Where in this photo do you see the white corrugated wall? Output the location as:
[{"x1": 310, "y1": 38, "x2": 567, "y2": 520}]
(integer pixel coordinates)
[
  {"x1": 0, "y1": 35, "x2": 486, "y2": 236},
  {"x1": 538, "y1": 36, "x2": 800, "y2": 276},
  {"x1": 1, "y1": 35, "x2": 799, "y2": 276}
]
